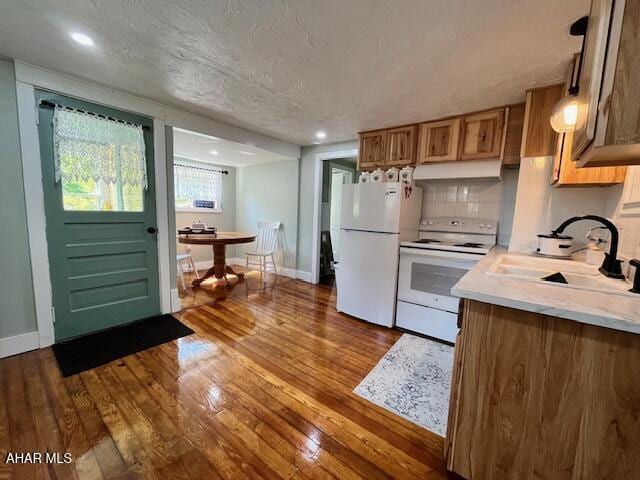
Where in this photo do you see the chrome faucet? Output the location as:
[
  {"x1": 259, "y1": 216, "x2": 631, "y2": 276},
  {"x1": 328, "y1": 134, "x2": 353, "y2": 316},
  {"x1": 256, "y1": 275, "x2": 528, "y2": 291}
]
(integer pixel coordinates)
[{"x1": 552, "y1": 215, "x2": 625, "y2": 279}]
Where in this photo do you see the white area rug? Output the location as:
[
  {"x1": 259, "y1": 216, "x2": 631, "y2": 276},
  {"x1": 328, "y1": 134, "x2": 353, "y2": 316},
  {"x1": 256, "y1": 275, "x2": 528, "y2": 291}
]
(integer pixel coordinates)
[{"x1": 354, "y1": 334, "x2": 454, "y2": 436}]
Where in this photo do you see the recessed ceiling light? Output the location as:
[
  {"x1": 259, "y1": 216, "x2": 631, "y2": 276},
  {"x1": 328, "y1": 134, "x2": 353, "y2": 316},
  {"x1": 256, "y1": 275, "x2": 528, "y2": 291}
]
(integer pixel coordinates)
[
  {"x1": 238, "y1": 150, "x2": 255, "y2": 156},
  {"x1": 70, "y1": 32, "x2": 95, "y2": 46},
  {"x1": 316, "y1": 131, "x2": 327, "y2": 139},
  {"x1": 209, "y1": 150, "x2": 219, "y2": 155}
]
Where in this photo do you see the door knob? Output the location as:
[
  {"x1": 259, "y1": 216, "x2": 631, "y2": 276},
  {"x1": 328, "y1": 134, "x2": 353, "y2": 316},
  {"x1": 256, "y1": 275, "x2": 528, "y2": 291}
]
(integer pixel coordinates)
[{"x1": 147, "y1": 227, "x2": 157, "y2": 234}]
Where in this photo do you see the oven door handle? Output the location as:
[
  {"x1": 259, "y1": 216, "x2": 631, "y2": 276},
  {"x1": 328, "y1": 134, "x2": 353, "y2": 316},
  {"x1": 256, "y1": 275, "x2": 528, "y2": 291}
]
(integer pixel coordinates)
[{"x1": 399, "y1": 247, "x2": 484, "y2": 262}]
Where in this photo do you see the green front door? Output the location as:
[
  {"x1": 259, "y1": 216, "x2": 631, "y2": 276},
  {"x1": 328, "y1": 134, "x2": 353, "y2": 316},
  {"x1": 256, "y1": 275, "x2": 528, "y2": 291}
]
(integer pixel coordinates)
[{"x1": 37, "y1": 91, "x2": 160, "y2": 341}]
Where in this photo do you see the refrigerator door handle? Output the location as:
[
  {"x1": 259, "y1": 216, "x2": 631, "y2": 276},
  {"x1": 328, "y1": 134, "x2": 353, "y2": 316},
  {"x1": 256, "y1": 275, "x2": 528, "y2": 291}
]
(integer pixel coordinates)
[{"x1": 342, "y1": 228, "x2": 398, "y2": 235}]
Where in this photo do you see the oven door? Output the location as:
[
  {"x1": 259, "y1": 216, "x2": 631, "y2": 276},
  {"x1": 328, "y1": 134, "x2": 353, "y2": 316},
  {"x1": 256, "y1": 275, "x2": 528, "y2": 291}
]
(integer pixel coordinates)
[{"x1": 398, "y1": 247, "x2": 479, "y2": 312}]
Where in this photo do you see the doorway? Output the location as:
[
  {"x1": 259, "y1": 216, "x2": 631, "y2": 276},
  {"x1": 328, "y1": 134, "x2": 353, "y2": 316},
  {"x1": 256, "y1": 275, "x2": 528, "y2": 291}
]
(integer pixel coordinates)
[
  {"x1": 319, "y1": 158, "x2": 357, "y2": 287},
  {"x1": 37, "y1": 91, "x2": 160, "y2": 341},
  {"x1": 171, "y1": 127, "x2": 299, "y2": 308}
]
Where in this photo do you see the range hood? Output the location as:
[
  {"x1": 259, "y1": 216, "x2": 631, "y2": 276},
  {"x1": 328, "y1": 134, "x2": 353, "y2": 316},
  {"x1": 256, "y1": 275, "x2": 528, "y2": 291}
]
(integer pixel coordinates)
[{"x1": 412, "y1": 159, "x2": 502, "y2": 181}]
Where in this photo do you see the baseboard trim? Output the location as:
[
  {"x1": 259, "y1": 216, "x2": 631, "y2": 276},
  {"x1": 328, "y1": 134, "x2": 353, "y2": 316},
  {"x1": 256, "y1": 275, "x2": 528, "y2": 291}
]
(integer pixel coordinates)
[
  {"x1": 295, "y1": 270, "x2": 313, "y2": 283},
  {"x1": 226, "y1": 257, "x2": 245, "y2": 268},
  {"x1": 170, "y1": 288, "x2": 181, "y2": 313},
  {"x1": 193, "y1": 258, "x2": 301, "y2": 280},
  {"x1": 0, "y1": 331, "x2": 40, "y2": 359},
  {"x1": 191, "y1": 260, "x2": 210, "y2": 272}
]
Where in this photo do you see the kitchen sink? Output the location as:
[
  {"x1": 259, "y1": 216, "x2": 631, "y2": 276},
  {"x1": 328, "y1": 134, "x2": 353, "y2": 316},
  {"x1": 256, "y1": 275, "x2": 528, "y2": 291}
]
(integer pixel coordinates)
[{"x1": 486, "y1": 254, "x2": 634, "y2": 297}]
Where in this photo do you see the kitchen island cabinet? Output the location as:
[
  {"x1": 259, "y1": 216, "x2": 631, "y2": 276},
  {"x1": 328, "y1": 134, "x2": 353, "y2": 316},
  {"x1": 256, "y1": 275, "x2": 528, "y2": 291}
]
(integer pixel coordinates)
[{"x1": 446, "y1": 299, "x2": 640, "y2": 479}]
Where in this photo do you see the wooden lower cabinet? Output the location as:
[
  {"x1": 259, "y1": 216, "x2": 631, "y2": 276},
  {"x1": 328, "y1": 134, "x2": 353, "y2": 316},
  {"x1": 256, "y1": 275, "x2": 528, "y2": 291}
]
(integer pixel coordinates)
[{"x1": 446, "y1": 300, "x2": 640, "y2": 479}]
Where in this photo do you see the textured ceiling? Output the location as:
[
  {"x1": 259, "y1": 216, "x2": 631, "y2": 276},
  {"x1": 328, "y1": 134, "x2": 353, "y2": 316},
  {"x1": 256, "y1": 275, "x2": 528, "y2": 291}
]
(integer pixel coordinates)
[
  {"x1": 173, "y1": 128, "x2": 292, "y2": 167},
  {"x1": 0, "y1": 0, "x2": 588, "y2": 145}
]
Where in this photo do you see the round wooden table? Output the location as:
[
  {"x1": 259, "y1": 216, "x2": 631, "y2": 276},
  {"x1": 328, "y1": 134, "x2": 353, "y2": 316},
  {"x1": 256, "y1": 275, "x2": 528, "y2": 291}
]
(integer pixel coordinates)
[{"x1": 178, "y1": 232, "x2": 256, "y2": 288}]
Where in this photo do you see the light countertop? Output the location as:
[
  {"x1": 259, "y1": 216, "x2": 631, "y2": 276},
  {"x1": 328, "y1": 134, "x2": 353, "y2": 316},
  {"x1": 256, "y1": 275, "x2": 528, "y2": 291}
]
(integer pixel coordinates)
[{"x1": 452, "y1": 247, "x2": 640, "y2": 335}]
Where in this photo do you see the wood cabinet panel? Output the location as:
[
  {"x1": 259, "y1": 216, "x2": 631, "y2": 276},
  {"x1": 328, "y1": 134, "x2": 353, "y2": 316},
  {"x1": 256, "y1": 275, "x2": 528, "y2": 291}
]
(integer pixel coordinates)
[
  {"x1": 551, "y1": 58, "x2": 627, "y2": 186},
  {"x1": 459, "y1": 109, "x2": 505, "y2": 160},
  {"x1": 605, "y1": 0, "x2": 640, "y2": 146},
  {"x1": 447, "y1": 300, "x2": 640, "y2": 480},
  {"x1": 417, "y1": 118, "x2": 461, "y2": 163},
  {"x1": 358, "y1": 130, "x2": 387, "y2": 170},
  {"x1": 572, "y1": 0, "x2": 613, "y2": 159},
  {"x1": 502, "y1": 103, "x2": 525, "y2": 167},
  {"x1": 574, "y1": 0, "x2": 640, "y2": 166},
  {"x1": 386, "y1": 125, "x2": 417, "y2": 166},
  {"x1": 554, "y1": 131, "x2": 627, "y2": 186},
  {"x1": 521, "y1": 84, "x2": 563, "y2": 158}
]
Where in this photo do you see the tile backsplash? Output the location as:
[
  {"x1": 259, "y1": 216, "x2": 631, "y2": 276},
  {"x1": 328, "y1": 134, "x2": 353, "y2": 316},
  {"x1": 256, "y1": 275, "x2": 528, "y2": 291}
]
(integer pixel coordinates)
[
  {"x1": 606, "y1": 168, "x2": 640, "y2": 263},
  {"x1": 416, "y1": 169, "x2": 518, "y2": 245},
  {"x1": 509, "y1": 157, "x2": 617, "y2": 253}
]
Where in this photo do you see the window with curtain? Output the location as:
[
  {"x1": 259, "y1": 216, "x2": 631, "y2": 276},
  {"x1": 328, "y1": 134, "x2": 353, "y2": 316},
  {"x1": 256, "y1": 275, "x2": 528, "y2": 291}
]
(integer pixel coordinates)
[
  {"x1": 53, "y1": 105, "x2": 147, "y2": 212},
  {"x1": 174, "y1": 161, "x2": 222, "y2": 212}
]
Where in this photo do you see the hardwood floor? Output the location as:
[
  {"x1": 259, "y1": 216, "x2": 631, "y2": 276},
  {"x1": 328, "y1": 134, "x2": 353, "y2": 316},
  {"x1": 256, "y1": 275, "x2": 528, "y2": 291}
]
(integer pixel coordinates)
[{"x1": 1, "y1": 275, "x2": 451, "y2": 479}]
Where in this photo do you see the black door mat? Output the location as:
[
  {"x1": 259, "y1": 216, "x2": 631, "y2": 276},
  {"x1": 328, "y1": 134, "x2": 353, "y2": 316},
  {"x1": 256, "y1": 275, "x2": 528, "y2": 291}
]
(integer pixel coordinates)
[{"x1": 52, "y1": 314, "x2": 194, "y2": 377}]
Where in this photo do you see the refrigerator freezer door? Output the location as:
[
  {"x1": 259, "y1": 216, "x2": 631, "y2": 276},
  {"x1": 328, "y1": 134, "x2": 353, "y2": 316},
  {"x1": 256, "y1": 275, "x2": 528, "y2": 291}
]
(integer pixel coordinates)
[
  {"x1": 340, "y1": 183, "x2": 402, "y2": 233},
  {"x1": 336, "y1": 229, "x2": 399, "y2": 327}
]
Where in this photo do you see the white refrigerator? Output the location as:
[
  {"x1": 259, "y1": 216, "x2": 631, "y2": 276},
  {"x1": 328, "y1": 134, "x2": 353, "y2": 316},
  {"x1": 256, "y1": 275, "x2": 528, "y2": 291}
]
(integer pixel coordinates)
[{"x1": 336, "y1": 182, "x2": 422, "y2": 327}]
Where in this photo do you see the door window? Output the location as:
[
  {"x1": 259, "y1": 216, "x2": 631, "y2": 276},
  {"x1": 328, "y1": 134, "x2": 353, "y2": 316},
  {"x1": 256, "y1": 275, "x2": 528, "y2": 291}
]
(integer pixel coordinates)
[{"x1": 53, "y1": 105, "x2": 147, "y2": 212}]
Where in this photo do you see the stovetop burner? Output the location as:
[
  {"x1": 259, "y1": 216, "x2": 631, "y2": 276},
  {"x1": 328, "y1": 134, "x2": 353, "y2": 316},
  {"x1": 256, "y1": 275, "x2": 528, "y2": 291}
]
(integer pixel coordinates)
[
  {"x1": 414, "y1": 239, "x2": 441, "y2": 244},
  {"x1": 453, "y1": 242, "x2": 484, "y2": 248}
]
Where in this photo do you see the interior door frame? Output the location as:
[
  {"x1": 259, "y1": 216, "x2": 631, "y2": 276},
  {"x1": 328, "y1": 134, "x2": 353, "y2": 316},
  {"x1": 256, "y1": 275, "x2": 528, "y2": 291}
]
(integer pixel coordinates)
[
  {"x1": 328, "y1": 167, "x2": 354, "y2": 262},
  {"x1": 16, "y1": 82, "x2": 173, "y2": 348},
  {"x1": 311, "y1": 148, "x2": 358, "y2": 284}
]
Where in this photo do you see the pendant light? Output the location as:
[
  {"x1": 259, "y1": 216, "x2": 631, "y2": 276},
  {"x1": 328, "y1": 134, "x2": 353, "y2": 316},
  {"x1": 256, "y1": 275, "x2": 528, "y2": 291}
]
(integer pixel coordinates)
[{"x1": 550, "y1": 16, "x2": 588, "y2": 133}]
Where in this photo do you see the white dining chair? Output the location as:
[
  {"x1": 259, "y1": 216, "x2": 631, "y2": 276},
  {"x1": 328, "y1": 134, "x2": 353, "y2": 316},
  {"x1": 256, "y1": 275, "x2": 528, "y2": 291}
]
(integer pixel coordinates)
[
  {"x1": 177, "y1": 245, "x2": 199, "y2": 289},
  {"x1": 245, "y1": 221, "x2": 281, "y2": 284}
]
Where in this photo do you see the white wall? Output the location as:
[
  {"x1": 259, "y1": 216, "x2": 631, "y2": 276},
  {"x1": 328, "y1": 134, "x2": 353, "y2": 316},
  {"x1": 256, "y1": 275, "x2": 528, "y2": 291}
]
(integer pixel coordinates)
[
  {"x1": 297, "y1": 141, "x2": 359, "y2": 274},
  {"x1": 416, "y1": 168, "x2": 518, "y2": 246},
  {"x1": 0, "y1": 58, "x2": 37, "y2": 343},
  {"x1": 509, "y1": 156, "x2": 616, "y2": 253},
  {"x1": 235, "y1": 159, "x2": 299, "y2": 270}
]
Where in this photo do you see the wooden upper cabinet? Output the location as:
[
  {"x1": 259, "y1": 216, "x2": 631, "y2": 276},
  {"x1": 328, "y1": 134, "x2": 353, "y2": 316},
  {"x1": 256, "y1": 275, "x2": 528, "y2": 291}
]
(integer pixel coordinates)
[
  {"x1": 573, "y1": 0, "x2": 640, "y2": 166},
  {"x1": 502, "y1": 103, "x2": 526, "y2": 167},
  {"x1": 552, "y1": 56, "x2": 626, "y2": 186},
  {"x1": 459, "y1": 109, "x2": 506, "y2": 160},
  {"x1": 417, "y1": 118, "x2": 461, "y2": 163},
  {"x1": 572, "y1": 0, "x2": 612, "y2": 159},
  {"x1": 358, "y1": 130, "x2": 387, "y2": 170},
  {"x1": 386, "y1": 125, "x2": 417, "y2": 166},
  {"x1": 521, "y1": 84, "x2": 563, "y2": 157},
  {"x1": 554, "y1": 131, "x2": 626, "y2": 186}
]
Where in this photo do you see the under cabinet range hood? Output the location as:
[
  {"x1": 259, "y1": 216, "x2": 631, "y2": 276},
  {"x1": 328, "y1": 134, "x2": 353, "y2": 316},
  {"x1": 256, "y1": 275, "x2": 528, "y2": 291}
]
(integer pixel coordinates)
[{"x1": 412, "y1": 159, "x2": 502, "y2": 181}]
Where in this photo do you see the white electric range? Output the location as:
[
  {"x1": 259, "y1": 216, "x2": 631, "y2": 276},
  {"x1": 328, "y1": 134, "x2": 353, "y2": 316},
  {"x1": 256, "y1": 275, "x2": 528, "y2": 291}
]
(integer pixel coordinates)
[{"x1": 396, "y1": 217, "x2": 498, "y2": 343}]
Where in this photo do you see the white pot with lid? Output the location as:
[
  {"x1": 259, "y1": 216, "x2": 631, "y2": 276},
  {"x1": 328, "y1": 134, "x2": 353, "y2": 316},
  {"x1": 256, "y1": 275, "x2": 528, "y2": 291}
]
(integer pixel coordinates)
[{"x1": 535, "y1": 233, "x2": 574, "y2": 258}]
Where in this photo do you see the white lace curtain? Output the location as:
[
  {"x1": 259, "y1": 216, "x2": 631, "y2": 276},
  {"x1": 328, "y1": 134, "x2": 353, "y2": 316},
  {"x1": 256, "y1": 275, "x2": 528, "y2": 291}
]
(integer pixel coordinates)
[
  {"x1": 53, "y1": 105, "x2": 148, "y2": 189},
  {"x1": 174, "y1": 161, "x2": 222, "y2": 208}
]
